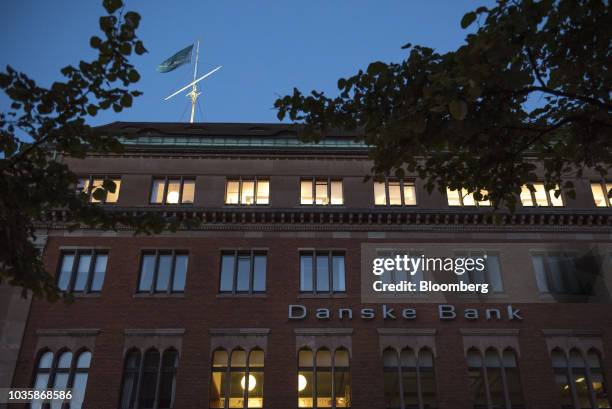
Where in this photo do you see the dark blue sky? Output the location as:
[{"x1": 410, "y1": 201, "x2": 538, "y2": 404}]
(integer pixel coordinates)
[{"x1": 0, "y1": 1, "x2": 493, "y2": 125}]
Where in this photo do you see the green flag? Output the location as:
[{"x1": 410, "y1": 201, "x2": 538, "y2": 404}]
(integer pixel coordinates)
[{"x1": 157, "y1": 44, "x2": 194, "y2": 73}]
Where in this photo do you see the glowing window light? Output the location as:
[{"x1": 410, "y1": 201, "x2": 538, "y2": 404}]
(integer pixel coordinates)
[
  {"x1": 241, "y1": 374, "x2": 256, "y2": 391},
  {"x1": 298, "y1": 374, "x2": 307, "y2": 392}
]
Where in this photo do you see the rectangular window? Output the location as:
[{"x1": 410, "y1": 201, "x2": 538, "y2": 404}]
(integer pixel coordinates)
[
  {"x1": 57, "y1": 250, "x2": 108, "y2": 294},
  {"x1": 456, "y1": 251, "x2": 504, "y2": 293},
  {"x1": 531, "y1": 252, "x2": 592, "y2": 295},
  {"x1": 300, "y1": 251, "x2": 345, "y2": 294},
  {"x1": 224, "y1": 178, "x2": 270, "y2": 205},
  {"x1": 520, "y1": 183, "x2": 564, "y2": 207},
  {"x1": 301, "y1": 178, "x2": 343, "y2": 206},
  {"x1": 150, "y1": 177, "x2": 195, "y2": 205},
  {"x1": 137, "y1": 251, "x2": 188, "y2": 293},
  {"x1": 383, "y1": 348, "x2": 437, "y2": 409},
  {"x1": 375, "y1": 249, "x2": 424, "y2": 294},
  {"x1": 591, "y1": 181, "x2": 612, "y2": 207},
  {"x1": 446, "y1": 187, "x2": 490, "y2": 207},
  {"x1": 373, "y1": 179, "x2": 417, "y2": 206},
  {"x1": 77, "y1": 176, "x2": 121, "y2": 204},
  {"x1": 218, "y1": 251, "x2": 267, "y2": 294},
  {"x1": 298, "y1": 348, "x2": 351, "y2": 408}
]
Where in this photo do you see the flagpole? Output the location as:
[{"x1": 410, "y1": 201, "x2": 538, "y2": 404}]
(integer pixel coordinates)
[{"x1": 187, "y1": 40, "x2": 200, "y2": 123}]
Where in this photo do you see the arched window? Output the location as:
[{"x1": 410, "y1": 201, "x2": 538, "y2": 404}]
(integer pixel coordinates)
[
  {"x1": 31, "y1": 349, "x2": 92, "y2": 409},
  {"x1": 32, "y1": 351, "x2": 53, "y2": 409},
  {"x1": 382, "y1": 347, "x2": 437, "y2": 409},
  {"x1": 208, "y1": 348, "x2": 265, "y2": 409},
  {"x1": 71, "y1": 350, "x2": 92, "y2": 409},
  {"x1": 467, "y1": 348, "x2": 523, "y2": 409},
  {"x1": 297, "y1": 347, "x2": 351, "y2": 408},
  {"x1": 119, "y1": 347, "x2": 179, "y2": 409},
  {"x1": 552, "y1": 348, "x2": 611, "y2": 409}
]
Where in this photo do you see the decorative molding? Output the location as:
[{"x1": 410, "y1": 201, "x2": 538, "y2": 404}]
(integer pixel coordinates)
[
  {"x1": 377, "y1": 329, "x2": 436, "y2": 336},
  {"x1": 460, "y1": 329, "x2": 520, "y2": 336},
  {"x1": 542, "y1": 329, "x2": 602, "y2": 337},
  {"x1": 209, "y1": 328, "x2": 270, "y2": 336},
  {"x1": 124, "y1": 328, "x2": 185, "y2": 336},
  {"x1": 294, "y1": 328, "x2": 353, "y2": 335},
  {"x1": 36, "y1": 329, "x2": 100, "y2": 337}
]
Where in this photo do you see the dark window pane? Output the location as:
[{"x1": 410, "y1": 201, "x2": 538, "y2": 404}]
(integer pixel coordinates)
[
  {"x1": 139, "y1": 255, "x2": 156, "y2": 292},
  {"x1": 236, "y1": 255, "x2": 250, "y2": 292},
  {"x1": 300, "y1": 255, "x2": 313, "y2": 292},
  {"x1": 172, "y1": 255, "x2": 188, "y2": 292},
  {"x1": 219, "y1": 254, "x2": 235, "y2": 292},
  {"x1": 91, "y1": 254, "x2": 108, "y2": 292},
  {"x1": 316, "y1": 254, "x2": 330, "y2": 292},
  {"x1": 156, "y1": 255, "x2": 173, "y2": 292},
  {"x1": 253, "y1": 255, "x2": 266, "y2": 292},
  {"x1": 138, "y1": 350, "x2": 160, "y2": 409},
  {"x1": 332, "y1": 255, "x2": 345, "y2": 292},
  {"x1": 73, "y1": 254, "x2": 92, "y2": 292},
  {"x1": 120, "y1": 351, "x2": 140, "y2": 409},
  {"x1": 158, "y1": 350, "x2": 178, "y2": 408},
  {"x1": 57, "y1": 254, "x2": 74, "y2": 291}
]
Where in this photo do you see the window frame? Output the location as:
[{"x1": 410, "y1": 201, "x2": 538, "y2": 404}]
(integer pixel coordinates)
[
  {"x1": 31, "y1": 348, "x2": 92, "y2": 409},
  {"x1": 224, "y1": 177, "x2": 270, "y2": 206},
  {"x1": 466, "y1": 347, "x2": 523, "y2": 409},
  {"x1": 299, "y1": 250, "x2": 346, "y2": 295},
  {"x1": 454, "y1": 250, "x2": 505, "y2": 294},
  {"x1": 590, "y1": 180, "x2": 612, "y2": 207},
  {"x1": 149, "y1": 176, "x2": 196, "y2": 205},
  {"x1": 218, "y1": 250, "x2": 268, "y2": 295},
  {"x1": 77, "y1": 175, "x2": 122, "y2": 204},
  {"x1": 300, "y1": 178, "x2": 344, "y2": 206},
  {"x1": 382, "y1": 347, "x2": 437, "y2": 409},
  {"x1": 550, "y1": 347, "x2": 611, "y2": 409},
  {"x1": 446, "y1": 187, "x2": 491, "y2": 207},
  {"x1": 520, "y1": 183, "x2": 564, "y2": 207},
  {"x1": 119, "y1": 347, "x2": 179, "y2": 409},
  {"x1": 137, "y1": 250, "x2": 189, "y2": 294},
  {"x1": 56, "y1": 249, "x2": 108, "y2": 294},
  {"x1": 373, "y1": 178, "x2": 417, "y2": 207},
  {"x1": 297, "y1": 347, "x2": 351, "y2": 409},
  {"x1": 531, "y1": 251, "x2": 592, "y2": 296}
]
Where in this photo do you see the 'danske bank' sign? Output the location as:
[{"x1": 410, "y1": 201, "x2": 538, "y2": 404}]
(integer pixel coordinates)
[{"x1": 288, "y1": 304, "x2": 524, "y2": 321}]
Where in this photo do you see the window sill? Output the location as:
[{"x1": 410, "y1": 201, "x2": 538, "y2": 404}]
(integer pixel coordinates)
[
  {"x1": 68, "y1": 292, "x2": 102, "y2": 298},
  {"x1": 216, "y1": 293, "x2": 268, "y2": 298},
  {"x1": 297, "y1": 293, "x2": 348, "y2": 299},
  {"x1": 454, "y1": 293, "x2": 508, "y2": 299},
  {"x1": 133, "y1": 293, "x2": 186, "y2": 298}
]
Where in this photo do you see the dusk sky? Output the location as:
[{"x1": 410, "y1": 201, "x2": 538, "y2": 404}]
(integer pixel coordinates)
[{"x1": 0, "y1": 1, "x2": 494, "y2": 126}]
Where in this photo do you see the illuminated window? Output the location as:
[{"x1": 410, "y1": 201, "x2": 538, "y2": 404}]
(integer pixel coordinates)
[
  {"x1": 591, "y1": 182, "x2": 612, "y2": 207},
  {"x1": 150, "y1": 177, "x2": 195, "y2": 205},
  {"x1": 77, "y1": 176, "x2": 121, "y2": 203},
  {"x1": 467, "y1": 348, "x2": 523, "y2": 409},
  {"x1": 209, "y1": 348, "x2": 264, "y2": 409},
  {"x1": 119, "y1": 348, "x2": 179, "y2": 409},
  {"x1": 301, "y1": 178, "x2": 343, "y2": 205},
  {"x1": 531, "y1": 252, "x2": 593, "y2": 295},
  {"x1": 551, "y1": 348, "x2": 611, "y2": 409},
  {"x1": 300, "y1": 251, "x2": 345, "y2": 294},
  {"x1": 31, "y1": 349, "x2": 91, "y2": 409},
  {"x1": 225, "y1": 178, "x2": 270, "y2": 205},
  {"x1": 138, "y1": 251, "x2": 188, "y2": 294},
  {"x1": 219, "y1": 251, "x2": 267, "y2": 294},
  {"x1": 455, "y1": 251, "x2": 504, "y2": 293},
  {"x1": 57, "y1": 250, "x2": 108, "y2": 294},
  {"x1": 374, "y1": 179, "x2": 417, "y2": 206},
  {"x1": 446, "y1": 188, "x2": 490, "y2": 207},
  {"x1": 298, "y1": 348, "x2": 351, "y2": 408},
  {"x1": 520, "y1": 183, "x2": 563, "y2": 207},
  {"x1": 382, "y1": 348, "x2": 437, "y2": 409}
]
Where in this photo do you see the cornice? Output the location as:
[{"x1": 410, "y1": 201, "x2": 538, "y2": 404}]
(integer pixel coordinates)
[{"x1": 36, "y1": 207, "x2": 612, "y2": 233}]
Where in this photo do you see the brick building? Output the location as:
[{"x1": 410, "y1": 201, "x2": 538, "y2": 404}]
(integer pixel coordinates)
[{"x1": 6, "y1": 121, "x2": 612, "y2": 409}]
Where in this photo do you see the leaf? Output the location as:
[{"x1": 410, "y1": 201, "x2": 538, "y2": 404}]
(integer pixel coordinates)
[
  {"x1": 90, "y1": 36, "x2": 102, "y2": 49},
  {"x1": 103, "y1": 0, "x2": 123, "y2": 13},
  {"x1": 401, "y1": 42, "x2": 412, "y2": 50},
  {"x1": 449, "y1": 100, "x2": 468, "y2": 120},
  {"x1": 134, "y1": 40, "x2": 147, "y2": 55},
  {"x1": 120, "y1": 93, "x2": 133, "y2": 107},
  {"x1": 127, "y1": 70, "x2": 140, "y2": 82},
  {"x1": 87, "y1": 104, "x2": 98, "y2": 116},
  {"x1": 461, "y1": 12, "x2": 477, "y2": 28},
  {"x1": 119, "y1": 43, "x2": 132, "y2": 55},
  {"x1": 92, "y1": 187, "x2": 106, "y2": 201}
]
